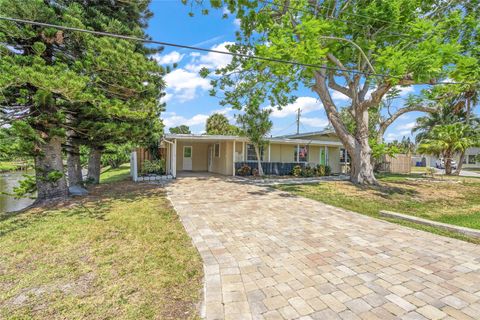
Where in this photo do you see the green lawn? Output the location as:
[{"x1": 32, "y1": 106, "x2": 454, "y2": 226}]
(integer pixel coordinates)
[
  {"x1": 0, "y1": 179, "x2": 203, "y2": 319},
  {"x1": 0, "y1": 161, "x2": 31, "y2": 172},
  {"x1": 100, "y1": 163, "x2": 132, "y2": 183},
  {"x1": 277, "y1": 174, "x2": 480, "y2": 243}
]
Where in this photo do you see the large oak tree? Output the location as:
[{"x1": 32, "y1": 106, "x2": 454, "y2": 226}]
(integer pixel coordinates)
[{"x1": 196, "y1": 0, "x2": 466, "y2": 184}]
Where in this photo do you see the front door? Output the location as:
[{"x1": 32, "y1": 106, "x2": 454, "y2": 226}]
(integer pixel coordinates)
[
  {"x1": 208, "y1": 146, "x2": 213, "y2": 172},
  {"x1": 183, "y1": 146, "x2": 192, "y2": 170}
]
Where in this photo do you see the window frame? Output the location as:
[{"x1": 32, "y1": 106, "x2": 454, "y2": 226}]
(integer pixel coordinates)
[
  {"x1": 246, "y1": 144, "x2": 264, "y2": 161},
  {"x1": 294, "y1": 145, "x2": 309, "y2": 163},
  {"x1": 468, "y1": 154, "x2": 477, "y2": 164},
  {"x1": 214, "y1": 143, "x2": 220, "y2": 158},
  {"x1": 340, "y1": 148, "x2": 350, "y2": 164}
]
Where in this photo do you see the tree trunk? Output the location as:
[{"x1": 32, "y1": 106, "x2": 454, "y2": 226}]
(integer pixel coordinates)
[
  {"x1": 313, "y1": 70, "x2": 377, "y2": 185},
  {"x1": 445, "y1": 151, "x2": 453, "y2": 175},
  {"x1": 453, "y1": 152, "x2": 465, "y2": 176},
  {"x1": 87, "y1": 146, "x2": 102, "y2": 184},
  {"x1": 351, "y1": 107, "x2": 377, "y2": 184},
  {"x1": 351, "y1": 130, "x2": 377, "y2": 184},
  {"x1": 34, "y1": 136, "x2": 68, "y2": 202},
  {"x1": 66, "y1": 140, "x2": 83, "y2": 187},
  {"x1": 254, "y1": 144, "x2": 264, "y2": 176}
]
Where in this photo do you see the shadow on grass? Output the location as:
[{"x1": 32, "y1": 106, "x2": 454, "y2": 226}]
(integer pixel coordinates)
[{"x1": 0, "y1": 181, "x2": 163, "y2": 238}]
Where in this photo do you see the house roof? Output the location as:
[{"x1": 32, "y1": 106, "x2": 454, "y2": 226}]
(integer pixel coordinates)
[
  {"x1": 275, "y1": 128, "x2": 337, "y2": 139},
  {"x1": 163, "y1": 133, "x2": 343, "y2": 147}
]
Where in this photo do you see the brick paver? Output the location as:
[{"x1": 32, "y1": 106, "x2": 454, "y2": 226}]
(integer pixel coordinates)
[{"x1": 166, "y1": 174, "x2": 480, "y2": 320}]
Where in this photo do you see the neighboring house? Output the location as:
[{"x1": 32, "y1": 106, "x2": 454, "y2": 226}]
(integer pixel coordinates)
[
  {"x1": 412, "y1": 147, "x2": 480, "y2": 169},
  {"x1": 132, "y1": 130, "x2": 348, "y2": 179},
  {"x1": 464, "y1": 147, "x2": 480, "y2": 169}
]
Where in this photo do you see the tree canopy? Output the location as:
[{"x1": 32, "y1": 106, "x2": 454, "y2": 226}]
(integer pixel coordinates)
[
  {"x1": 205, "y1": 113, "x2": 240, "y2": 135},
  {"x1": 169, "y1": 125, "x2": 191, "y2": 134},
  {"x1": 193, "y1": 0, "x2": 473, "y2": 184},
  {"x1": 0, "y1": 0, "x2": 165, "y2": 199}
]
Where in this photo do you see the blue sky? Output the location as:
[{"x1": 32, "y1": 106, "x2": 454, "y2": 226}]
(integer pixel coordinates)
[{"x1": 147, "y1": 1, "x2": 478, "y2": 141}]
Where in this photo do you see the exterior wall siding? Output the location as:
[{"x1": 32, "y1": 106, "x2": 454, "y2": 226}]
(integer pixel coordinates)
[
  {"x1": 175, "y1": 141, "x2": 208, "y2": 171},
  {"x1": 328, "y1": 146, "x2": 341, "y2": 174},
  {"x1": 170, "y1": 138, "x2": 344, "y2": 176}
]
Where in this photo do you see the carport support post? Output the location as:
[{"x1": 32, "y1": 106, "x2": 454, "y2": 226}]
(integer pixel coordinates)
[
  {"x1": 324, "y1": 146, "x2": 328, "y2": 166},
  {"x1": 131, "y1": 151, "x2": 138, "y2": 182},
  {"x1": 172, "y1": 139, "x2": 177, "y2": 178},
  {"x1": 232, "y1": 140, "x2": 236, "y2": 176}
]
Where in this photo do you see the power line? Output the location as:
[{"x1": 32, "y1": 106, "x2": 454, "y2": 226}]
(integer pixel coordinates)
[{"x1": 0, "y1": 16, "x2": 469, "y2": 86}]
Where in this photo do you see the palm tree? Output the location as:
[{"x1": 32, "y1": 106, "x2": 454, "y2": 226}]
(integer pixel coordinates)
[
  {"x1": 412, "y1": 104, "x2": 473, "y2": 143},
  {"x1": 417, "y1": 123, "x2": 478, "y2": 175}
]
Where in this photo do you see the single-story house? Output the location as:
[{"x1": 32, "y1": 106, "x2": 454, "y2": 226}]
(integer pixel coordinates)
[
  {"x1": 412, "y1": 147, "x2": 480, "y2": 169},
  {"x1": 131, "y1": 129, "x2": 353, "y2": 179}
]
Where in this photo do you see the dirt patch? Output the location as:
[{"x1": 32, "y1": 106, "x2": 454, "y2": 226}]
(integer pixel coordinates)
[{"x1": 2, "y1": 272, "x2": 95, "y2": 310}]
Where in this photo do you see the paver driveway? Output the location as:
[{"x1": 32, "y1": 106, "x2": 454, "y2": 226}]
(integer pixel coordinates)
[{"x1": 166, "y1": 174, "x2": 480, "y2": 320}]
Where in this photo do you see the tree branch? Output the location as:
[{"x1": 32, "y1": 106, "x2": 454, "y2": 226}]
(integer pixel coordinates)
[
  {"x1": 377, "y1": 104, "x2": 438, "y2": 142},
  {"x1": 313, "y1": 69, "x2": 355, "y2": 150},
  {"x1": 327, "y1": 71, "x2": 351, "y2": 98},
  {"x1": 326, "y1": 53, "x2": 351, "y2": 82}
]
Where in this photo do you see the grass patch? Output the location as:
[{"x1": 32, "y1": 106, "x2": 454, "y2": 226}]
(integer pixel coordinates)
[
  {"x1": 0, "y1": 161, "x2": 31, "y2": 172},
  {"x1": 277, "y1": 174, "x2": 480, "y2": 243},
  {"x1": 0, "y1": 181, "x2": 203, "y2": 319},
  {"x1": 100, "y1": 163, "x2": 131, "y2": 184}
]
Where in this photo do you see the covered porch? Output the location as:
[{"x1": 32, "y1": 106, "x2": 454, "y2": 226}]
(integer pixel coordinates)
[{"x1": 131, "y1": 134, "x2": 344, "y2": 180}]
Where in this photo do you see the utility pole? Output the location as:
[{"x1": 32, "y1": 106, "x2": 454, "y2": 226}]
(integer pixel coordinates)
[{"x1": 296, "y1": 108, "x2": 301, "y2": 134}]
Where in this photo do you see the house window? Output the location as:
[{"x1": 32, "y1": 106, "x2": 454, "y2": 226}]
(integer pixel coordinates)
[
  {"x1": 468, "y1": 155, "x2": 477, "y2": 164},
  {"x1": 294, "y1": 145, "x2": 308, "y2": 162},
  {"x1": 340, "y1": 148, "x2": 350, "y2": 164},
  {"x1": 246, "y1": 144, "x2": 264, "y2": 161},
  {"x1": 214, "y1": 143, "x2": 220, "y2": 158}
]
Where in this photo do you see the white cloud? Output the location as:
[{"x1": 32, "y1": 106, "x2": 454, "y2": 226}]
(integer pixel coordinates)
[
  {"x1": 163, "y1": 107, "x2": 235, "y2": 132},
  {"x1": 395, "y1": 121, "x2": 416, "y2": 131},
  {"x1": 385, "y1": 133, "x2": 399, "y2": 142},
  {"x1": 161, "y1": 42, "x2": 236, "y2": 103},
  {"x1": 163, "y1": 112, "x2": 209, "y2": 128},
  {"x1": 394, "y1": 85, "x2": 415, "y2": 97},
  {"x1": 160, "y1": 93, "x2": 173, "y2": 104},
  {"x1": 190, "y1": 35, "x2": 225, "y2": 48},
  {"x1": 164, "y1": 69, "x2": 210, "y2": 102},
  {"x1": 268, "y1": 97, "x2": 323, "y2": 118},
  {"x1": 184, "y1": 41, "x2": 234, "y2": 73},
  {"x1": 301, "y1": 117, "x2": 329, "y2": 128},
  {"x1": 331, "y1": 91, "x2": 350, "y2": 101},
  {"x1": 152, "y1": 51, "x2": 184, "y2": 64}
]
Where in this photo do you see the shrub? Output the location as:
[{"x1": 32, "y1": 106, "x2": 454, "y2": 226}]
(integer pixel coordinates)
[
  {"x1": 237, "y1": 164, "x2": 251, "y2": 176},
  {"x1": 302, "y1": 165, "x2": 315, "y2": 177},
  {"x1": 252, "y1": 168, "x2": 259, "y2": 176},
  {"x1": 141, "y1": 159, "x2": 165, "y2": 175},
  {"x1": 316, "y1": 164, "x2": 326, "y2": 176},
  {"x1": 292, "y1": 165, "x2": 302, "y2": 177},
  {"x1": 325, "y1": 165, "x2": 331, "y2": 176}
]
